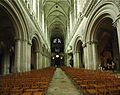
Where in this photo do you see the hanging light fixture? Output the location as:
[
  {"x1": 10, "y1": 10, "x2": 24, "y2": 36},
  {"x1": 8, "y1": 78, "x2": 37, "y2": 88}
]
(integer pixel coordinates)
[{"x1": 56, "y1": 54, "x2": 59, "y2": 58}]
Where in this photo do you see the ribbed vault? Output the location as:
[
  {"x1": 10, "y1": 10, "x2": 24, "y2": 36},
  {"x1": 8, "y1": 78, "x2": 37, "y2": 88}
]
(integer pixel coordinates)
[
  {"x1": 44, "y1": 0, "x2": 71, "y2": 66},
  {"x1": 44, "y1": 0, "x2": 71, "y2": 39}
]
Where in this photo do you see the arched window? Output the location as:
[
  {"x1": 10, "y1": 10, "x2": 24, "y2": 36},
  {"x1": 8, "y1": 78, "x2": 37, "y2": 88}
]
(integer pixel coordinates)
[{"x1": 53, "y1": 38, "x2": 61, "y2": 44}]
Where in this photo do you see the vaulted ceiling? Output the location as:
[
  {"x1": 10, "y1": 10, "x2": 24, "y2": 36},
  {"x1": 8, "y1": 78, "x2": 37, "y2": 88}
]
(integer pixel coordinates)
[{"x1": 43, "y1": 0, "x2": 71, "y2": 39}]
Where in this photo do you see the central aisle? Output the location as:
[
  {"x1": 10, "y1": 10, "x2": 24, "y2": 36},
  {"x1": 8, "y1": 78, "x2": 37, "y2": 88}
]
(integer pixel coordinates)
[{"x1": 45, "y1": 68, "x2": 82, "y2": 95}]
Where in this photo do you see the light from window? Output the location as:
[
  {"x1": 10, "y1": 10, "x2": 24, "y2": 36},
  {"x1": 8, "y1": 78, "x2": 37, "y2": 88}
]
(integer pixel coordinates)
[{"x1": 53, "y1": 38, "x2": 61, "y2": 43}]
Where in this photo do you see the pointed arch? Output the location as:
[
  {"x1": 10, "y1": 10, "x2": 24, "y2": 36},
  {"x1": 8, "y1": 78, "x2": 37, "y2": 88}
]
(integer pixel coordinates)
[
  {"x1": 84, "y1": 2, "x2": 120, "y2": 70},
  {"x1": 73, "y1": 35, "x2": 84, "y2": 68},
  {"x1": 0, "y1": 1, "x2": 28, "y2": 41},
  {"x1": 30, "y1": 33, "x2": 42, "y2": 70},
  {"x1": 0, "y1": 1, "x2": 30, "y2": 74},
  {"x1": 84, "y1": 2, "x2": 119, "y2": 42}
]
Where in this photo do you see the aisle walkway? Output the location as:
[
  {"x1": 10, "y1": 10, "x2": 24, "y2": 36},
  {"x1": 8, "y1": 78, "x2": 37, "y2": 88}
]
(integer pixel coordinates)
[{"x1": 45, "y1": 68, "x2": 82, "y2": 95}]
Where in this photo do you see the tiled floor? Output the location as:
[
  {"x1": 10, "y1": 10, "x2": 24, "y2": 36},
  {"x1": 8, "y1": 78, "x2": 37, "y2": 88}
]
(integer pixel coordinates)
[{"x1": 45, "y1": 68, "x2": 83, "y2": 95}]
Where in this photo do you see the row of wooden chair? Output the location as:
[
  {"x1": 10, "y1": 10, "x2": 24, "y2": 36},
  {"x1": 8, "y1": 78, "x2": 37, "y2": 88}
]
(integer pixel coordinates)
[
  {"x1": 61, "y1": 67, "x2": 120, "y2": 95},
  {"x1": 0, "y1": 67, "x2": 56, "y2": 95}
]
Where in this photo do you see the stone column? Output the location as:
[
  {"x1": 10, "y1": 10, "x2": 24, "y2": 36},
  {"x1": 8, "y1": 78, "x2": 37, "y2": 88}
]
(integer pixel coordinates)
[
  {"x1": 116, "y1": 19, "x2": 120, "y2": 52},
  {"x1": 66, "y1": 53, "x2": 71, "y2": 67},
  {"x1": 44, "y1": 55, "x2": 46, "y2": 68},
  {"x1": 42, "y1": 11, "x2": 44, "y2": 33},
  {"x1": 36, "y1": 51, "x2": 39, "y2": 69},
  {"x1": 3, "y1": 51, "x2": 10, "y2": 74},
  {"x1": 42, "y1": 54, "x2": 45, "y2": 68},
  {"x1": 86, "y1": 42, "x2": 92, "y2": 69},
  {"x1": 45, "y1": 56, "x2": 47, "y2": 67},
  {"x1": 20, "y1": 40, "x2": 28, "y2": 72},
  {"x1": 14, "y1": 39, "x2": 21, "y2": 72},
  {"x1": 39, "y1": 52, "x2": 43, "y2": 68},
  {"x1": 46, "y1": 56, "x2": 48, "y2": 67},
  {"x1": 40, "y1": 53, "x2": 43, "y2": 68},
  {"x1": 46, "y1": 56, "x2": 49, "y2": 67},
  {"x1": 70, "y1": 10, "x2": 73, "y2": 32},
  {"x1": 37, "y1": 50, "x2": 42, "y2": 69},
  {"x1": 44, "y1": 51, "x2": 48, "y2": 68},
  {"x1": 27, "y1": 42, "x2": 32, "y2": 71},
  {"x1": 67, "y1": 13, "x2": 70, "y2": 40},
  {"x1": 91, "y1": 41, "x2": 98, "y2": 70},
  {"x1": 73, "y1": 52, "x2": 76, "y2": 68},
  {"x1": 74, "y1": 0, "x2": 77, "y2": 24},
  {"x1": 85, "y1": 41, "x2": 98, "y2": 70},
  {"x1": 73, "y1": 52, "x2": 80, "y2": 68},
  {"x1": 115, "y1": 18, "x2": 120, "y2": 71},
  {"x1": 82, "y1": 43, "x2": 88, "y2": 69}
]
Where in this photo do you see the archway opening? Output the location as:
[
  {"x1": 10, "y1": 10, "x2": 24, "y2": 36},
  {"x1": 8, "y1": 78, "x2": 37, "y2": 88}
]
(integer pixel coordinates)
[
  {"x1": 31, "y1": 38, "x2": 37, "y2": 70},
  {"x1": 95, "y1": 17, "x2": 119, "y2": 71},
  {"x1": 0, "y1": 6, "x2": 15, "y2": 74},
  {"x1": 51, "y1": 35, "x2": 64, "y2": 67},
  {"x1": 76, "y1": 40, "x2": 84, "y2": 68}
]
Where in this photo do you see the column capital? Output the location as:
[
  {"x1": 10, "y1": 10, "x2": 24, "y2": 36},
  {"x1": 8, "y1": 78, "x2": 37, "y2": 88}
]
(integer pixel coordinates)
[
  {"x1": 14, "y1": 38, "x2": 21, "y2": 41},
  {"x1": 22, "y1": 39, "x2": 28, "y2": 42},
  {"x1": 113, "y1": 13, "x2": 120, "y2": 27},
  {"x1": 86, "y1": 40, "x2": 98, "y2": 45},
  {"x1": 73, "y1": 51, "x2": 80, "y2": 54},
  {"x1": 28, "y1": 40, "x2": 32, "y2": 45},
  {"x1": 35, "y1": 50, "x2": 41, "y2": 53},
  {"x1": 82, "y1": 43, "x2": 87, "y2": 48},
  {"x1": 75, "y1": 51, "x2": 81, "y2": 53}
]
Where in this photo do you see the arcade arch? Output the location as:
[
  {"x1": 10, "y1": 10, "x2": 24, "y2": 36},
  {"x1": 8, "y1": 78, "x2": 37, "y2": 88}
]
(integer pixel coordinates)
[{"x1": 84, "y1": 2, "x2": 120, "y2": 70}]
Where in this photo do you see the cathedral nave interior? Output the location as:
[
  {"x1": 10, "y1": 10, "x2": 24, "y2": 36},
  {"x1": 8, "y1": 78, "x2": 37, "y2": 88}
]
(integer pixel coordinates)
[{"x1": 0, "y1": 0, "x2": 120, "y2": 95}]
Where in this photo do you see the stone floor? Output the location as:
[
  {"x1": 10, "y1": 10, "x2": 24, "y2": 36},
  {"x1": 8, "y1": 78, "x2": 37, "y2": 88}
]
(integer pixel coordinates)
[{"x1": 45, "y1": 68, "x2": 83, "y2": 95}]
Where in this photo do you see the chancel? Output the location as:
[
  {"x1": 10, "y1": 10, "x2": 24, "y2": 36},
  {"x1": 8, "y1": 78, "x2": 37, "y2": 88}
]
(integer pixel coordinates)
[{"x1": 0, "y1": 0, "x2": 120, "y2": 95}]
